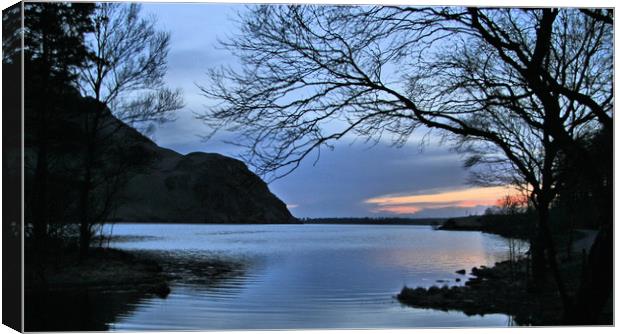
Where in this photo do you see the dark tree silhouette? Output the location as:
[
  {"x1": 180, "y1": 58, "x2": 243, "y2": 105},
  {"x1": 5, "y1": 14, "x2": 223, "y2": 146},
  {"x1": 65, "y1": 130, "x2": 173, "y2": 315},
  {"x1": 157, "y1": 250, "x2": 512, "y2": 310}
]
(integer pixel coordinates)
[
  {"x1": 200, "y1": 6, "x2": 612, "y2": 322},
  {"x1": 72, "y1": 2, "x2": 183, "y2": 258},
  {"x1": 79, "y1": 2, "x2": 183, "y2": 132},
  {"x1": 2, "y1": 3, "x2": 21, "y2": 64},
  {"x1": 23, "y1": 1, "x2": 95, "y2": 263},
  {"x1": 553, "y1": 126, "x2": 612, "y2": 324}
]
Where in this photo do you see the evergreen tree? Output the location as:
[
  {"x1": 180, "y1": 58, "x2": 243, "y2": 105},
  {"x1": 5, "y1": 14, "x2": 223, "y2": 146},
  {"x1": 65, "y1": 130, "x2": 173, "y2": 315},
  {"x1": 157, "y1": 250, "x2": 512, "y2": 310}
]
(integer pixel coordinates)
[{"x1": 23, "y1": 2, "x2": 95, "y2": 263}]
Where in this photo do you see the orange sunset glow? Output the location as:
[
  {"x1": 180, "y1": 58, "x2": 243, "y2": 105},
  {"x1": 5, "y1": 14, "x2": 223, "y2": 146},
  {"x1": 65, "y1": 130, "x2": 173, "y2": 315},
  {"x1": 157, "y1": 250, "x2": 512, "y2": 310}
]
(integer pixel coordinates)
[{"x1": 364, "y1": 186, "x2": 522, "y2": 215}]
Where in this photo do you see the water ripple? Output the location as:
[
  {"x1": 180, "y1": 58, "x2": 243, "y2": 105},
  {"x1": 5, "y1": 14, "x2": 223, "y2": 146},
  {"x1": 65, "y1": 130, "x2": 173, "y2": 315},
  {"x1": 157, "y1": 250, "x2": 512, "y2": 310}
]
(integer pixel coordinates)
[{"x1": 105, "y1": 224, "x2": 515, "y2": 330}]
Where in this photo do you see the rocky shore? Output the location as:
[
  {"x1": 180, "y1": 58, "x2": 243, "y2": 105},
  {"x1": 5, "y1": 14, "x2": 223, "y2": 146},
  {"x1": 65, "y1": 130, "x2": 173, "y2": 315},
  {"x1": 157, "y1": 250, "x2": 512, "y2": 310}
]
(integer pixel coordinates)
[
  {"x1": 398, "y1": 260, "x2": 558, "y2": 325},
  {"x1": 397, "y1": 255, "x2": 611, "y2": 325}
]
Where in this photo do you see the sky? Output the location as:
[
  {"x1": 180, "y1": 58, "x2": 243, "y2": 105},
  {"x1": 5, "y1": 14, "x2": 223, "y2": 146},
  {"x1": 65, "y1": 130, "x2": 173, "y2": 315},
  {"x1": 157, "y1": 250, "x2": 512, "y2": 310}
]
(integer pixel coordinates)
[{"x1": 140, "y1": 3, "x2": 517, "y2": 219}]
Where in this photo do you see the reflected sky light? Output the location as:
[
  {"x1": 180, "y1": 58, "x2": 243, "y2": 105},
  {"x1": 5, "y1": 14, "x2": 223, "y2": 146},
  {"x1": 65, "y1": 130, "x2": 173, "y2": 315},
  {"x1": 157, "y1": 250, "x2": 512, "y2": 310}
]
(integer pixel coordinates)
[{"x1": 106, "y1": 224, "x2": 514, "y2": 329}]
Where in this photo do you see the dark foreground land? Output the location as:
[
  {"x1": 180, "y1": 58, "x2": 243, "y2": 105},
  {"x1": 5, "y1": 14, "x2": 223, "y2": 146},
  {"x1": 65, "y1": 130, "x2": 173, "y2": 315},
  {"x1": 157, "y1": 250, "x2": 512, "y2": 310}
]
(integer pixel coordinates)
[
  {"x1": 25, "y1": 245, "x2": 247, "y2": 331},
  {"x1": 26, "y1": 247, "x2": 170, "y2": 296},
  {"x1": 397, "y1": 229, "x2": 612, "y2": 325},
  {"x1": 25, "y1": 247, "x2": 170, "y2": 331}
]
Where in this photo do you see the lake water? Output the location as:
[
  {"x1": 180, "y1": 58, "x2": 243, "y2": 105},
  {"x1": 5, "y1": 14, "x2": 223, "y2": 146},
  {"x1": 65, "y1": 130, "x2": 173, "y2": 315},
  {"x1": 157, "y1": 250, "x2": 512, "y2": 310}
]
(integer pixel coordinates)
[{"x1": 102, "y1": 223, "x2": 516, "y2": 330}]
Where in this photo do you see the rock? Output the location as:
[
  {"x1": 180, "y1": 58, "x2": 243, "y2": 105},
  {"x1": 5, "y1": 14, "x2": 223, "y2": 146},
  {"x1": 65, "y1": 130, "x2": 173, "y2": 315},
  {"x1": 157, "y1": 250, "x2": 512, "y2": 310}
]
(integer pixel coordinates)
[
  {"x1": 397, "y1": 258, "x2": 585, "y2": 326},
  {"x1": 148, "y1": 282, "x2": 171, "y2": 298},
  {"x1": 455, "y1": 278, "x2": 461, "y2": 282},
  {"x1": 456, "y1": 269, "x2": 466, "y2": 275}
]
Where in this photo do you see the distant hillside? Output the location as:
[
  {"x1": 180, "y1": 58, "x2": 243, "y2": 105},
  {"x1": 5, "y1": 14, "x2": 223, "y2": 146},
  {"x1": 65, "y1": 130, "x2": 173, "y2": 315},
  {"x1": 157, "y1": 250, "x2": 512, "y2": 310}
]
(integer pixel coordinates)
[
  {"x1": 102, "y1": 111, "x2": 296, "y2": 224},
  {"x1": 438, "y1": 214, "x2": 532, "y2": 239},
  {"x1": 300, "y1": 217, "x2": 444, "y2": 225},
  {"x1": 24, "y1": 94, "x2": 295, "y2": 224}
]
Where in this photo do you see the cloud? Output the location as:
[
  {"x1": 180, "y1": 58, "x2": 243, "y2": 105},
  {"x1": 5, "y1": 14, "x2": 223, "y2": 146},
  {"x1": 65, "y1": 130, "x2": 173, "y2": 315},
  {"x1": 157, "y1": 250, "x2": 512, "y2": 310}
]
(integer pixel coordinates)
[
  {"x1": 267, "y1": 139, "x2": 471, "y2": 218},
  {"x1": 141, "y1": 4, "x2": 516, "y2": 220},
  {"x1": 364, "y1": 186, "x2": 520, "y2": 216}
]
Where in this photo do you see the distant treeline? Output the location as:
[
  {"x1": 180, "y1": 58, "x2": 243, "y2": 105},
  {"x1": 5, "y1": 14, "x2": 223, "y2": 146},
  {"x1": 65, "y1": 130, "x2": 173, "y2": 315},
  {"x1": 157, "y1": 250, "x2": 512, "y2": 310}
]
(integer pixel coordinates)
[
  {"x1": 299, "y1": 217, "x2": 444, "y2": 225},
  {"x1": 438, "y1": 214, "x2": 531, "y2": 239}
]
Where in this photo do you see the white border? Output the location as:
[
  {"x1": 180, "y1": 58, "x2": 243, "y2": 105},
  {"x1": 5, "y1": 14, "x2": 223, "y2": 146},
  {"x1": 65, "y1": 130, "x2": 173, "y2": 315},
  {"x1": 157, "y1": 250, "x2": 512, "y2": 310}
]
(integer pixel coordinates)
[{"x1": 0, "y1": 1, "x2": 616, "y2": 334}]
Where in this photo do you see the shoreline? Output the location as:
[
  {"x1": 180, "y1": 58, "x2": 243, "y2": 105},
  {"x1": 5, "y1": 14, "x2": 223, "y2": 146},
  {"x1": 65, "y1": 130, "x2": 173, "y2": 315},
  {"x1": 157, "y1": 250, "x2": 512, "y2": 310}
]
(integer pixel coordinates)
[
  {"x1": 104, "y1": 221, "x2": 439, "y2": 226},
  {"x1": 25, "y1": 246, "x2": 249, "y2": 331},
  {"x1": 24, "y1": 247, "x2": 171, "y2": 332},
  {"x1": 397, "y1": 260, "x2": 564, "y2": 325},
  {"x1": 25, "y1": 247, "x2": 172, "y2": 297},
  {"x1": 396, "y1": 230, "x2": 611, "y2": 326}
]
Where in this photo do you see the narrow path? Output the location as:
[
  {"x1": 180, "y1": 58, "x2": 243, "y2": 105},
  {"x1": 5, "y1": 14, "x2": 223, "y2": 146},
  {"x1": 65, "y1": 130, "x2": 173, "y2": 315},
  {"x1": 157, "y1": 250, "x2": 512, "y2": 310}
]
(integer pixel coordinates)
[{"x1": 572, "y1": 229, "x2": 598, "y2": 254}]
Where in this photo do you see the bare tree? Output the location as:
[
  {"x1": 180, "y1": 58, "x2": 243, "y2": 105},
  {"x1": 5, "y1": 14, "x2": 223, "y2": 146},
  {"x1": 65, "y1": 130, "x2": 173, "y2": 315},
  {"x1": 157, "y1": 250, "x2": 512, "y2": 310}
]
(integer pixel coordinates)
[
  {"x1": 199, "y1": 6, "x2": 612, "y2": 322},
  {"x1": 75, "y1": 2, "x2": 183, "y2": 258},
  {"x1": 80, "y1": 2, "x2": 183, "y2": 131}
]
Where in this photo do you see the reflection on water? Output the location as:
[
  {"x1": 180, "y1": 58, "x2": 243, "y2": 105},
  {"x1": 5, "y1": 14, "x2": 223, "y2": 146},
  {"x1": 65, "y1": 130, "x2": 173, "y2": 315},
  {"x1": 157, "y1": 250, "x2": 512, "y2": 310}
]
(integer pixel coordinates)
[
  {"x1": 137, "y1": 249, "x2": 254, "y2": 293},
  {"x1": 26, "y1": 289, "x2": 148, "y2": 331},
  {"x1": 29, "y1": 224, "x2": 518, "y2": 331},
  {"x1": 103, "y1": 224, "x2": 515, "y2": 330},
  {"x1": 24, "y1": 250, "x2": 250, "y2": 332}
]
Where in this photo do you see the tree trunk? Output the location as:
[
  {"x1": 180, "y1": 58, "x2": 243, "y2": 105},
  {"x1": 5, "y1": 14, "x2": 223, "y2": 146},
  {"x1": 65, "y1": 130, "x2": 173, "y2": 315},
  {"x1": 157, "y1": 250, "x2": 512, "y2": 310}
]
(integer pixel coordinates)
[
  {"x1": 33, "y1": 140, "x2": 49, "y2": 249},
  {"x1": 78, "y1": 139, "x2": 94, "y2": 260},
  {"x1": 78, "y1": 103, "x2": 105, "y2": 259},
  {"x1": 32, "y1": 134, "x2": 50, "y2": 288},
  {"x1": 78, "y1": 219, "x2": 91, "y2": 260},
  {"x1": 536, "y1": 202, "x2": 572, "y2": 317},
  {"x1": 530, "y1": 228, "x2": 546, "y2": 284},
  {"x1": 31, "y1": 77, "x2": 52, "y2": 273}
]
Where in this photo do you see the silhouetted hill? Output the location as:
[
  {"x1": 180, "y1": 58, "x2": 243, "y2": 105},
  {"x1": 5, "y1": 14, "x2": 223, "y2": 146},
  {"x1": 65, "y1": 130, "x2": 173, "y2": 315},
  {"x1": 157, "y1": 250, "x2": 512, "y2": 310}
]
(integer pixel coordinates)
[
  {"x1": 24, "y1": 94, "x2": 295, "y2": 224},
  {"x1": 102, "y1": 112, "x2": 295, "y2": 224}
]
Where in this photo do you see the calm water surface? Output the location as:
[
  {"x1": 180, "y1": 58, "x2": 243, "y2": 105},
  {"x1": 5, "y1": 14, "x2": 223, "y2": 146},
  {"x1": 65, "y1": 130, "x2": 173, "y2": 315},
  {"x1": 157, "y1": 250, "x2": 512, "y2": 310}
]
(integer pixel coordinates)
[{"x1": 104, "y1": 224, "x2": 515, "y2": 330}]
